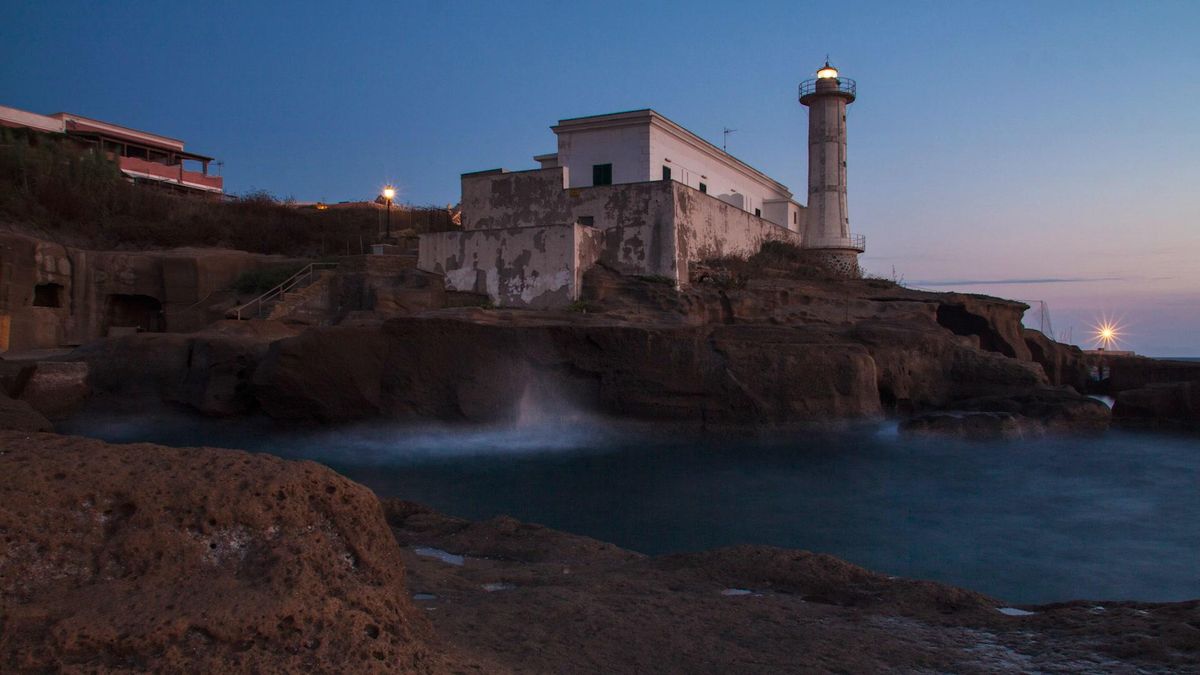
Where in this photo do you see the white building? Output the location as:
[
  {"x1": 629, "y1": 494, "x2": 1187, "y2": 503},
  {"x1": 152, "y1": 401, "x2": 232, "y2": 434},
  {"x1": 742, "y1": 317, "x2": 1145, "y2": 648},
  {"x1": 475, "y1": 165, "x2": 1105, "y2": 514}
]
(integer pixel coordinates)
[
  {"x1": 539, "y1": 109, "x2": 804, "y2": 232},
  {"x1": 418, "y1": 63, "x2": 864, "y2": 308}
]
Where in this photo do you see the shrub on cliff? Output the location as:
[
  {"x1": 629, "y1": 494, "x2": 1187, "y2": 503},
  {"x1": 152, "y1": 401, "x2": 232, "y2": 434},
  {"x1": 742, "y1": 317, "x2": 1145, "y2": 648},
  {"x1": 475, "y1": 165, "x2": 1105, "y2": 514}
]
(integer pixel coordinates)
[
  {"x1": 0, "y1": 127, "x2": 457, "y2": 255},
  {"x1": 700, "y1": 240, "x2": 839, "y2": 282}
]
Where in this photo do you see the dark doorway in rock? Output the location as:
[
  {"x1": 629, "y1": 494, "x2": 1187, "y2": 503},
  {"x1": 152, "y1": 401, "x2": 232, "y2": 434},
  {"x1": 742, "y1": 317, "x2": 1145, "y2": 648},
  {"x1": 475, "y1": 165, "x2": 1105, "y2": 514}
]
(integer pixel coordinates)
[
  {"x1": 32, "y1": 283, "x2": 64, "y2": 308},
  {"x1": 106, "y1": 294, "x2": 164, "y2": 333}
]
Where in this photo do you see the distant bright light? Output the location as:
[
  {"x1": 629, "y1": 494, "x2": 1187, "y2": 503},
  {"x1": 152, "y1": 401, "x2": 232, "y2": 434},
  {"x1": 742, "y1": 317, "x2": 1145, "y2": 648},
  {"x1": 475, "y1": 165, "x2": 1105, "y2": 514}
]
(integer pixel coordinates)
[
  {"x1": 817, "y1": 64, "x2": 839, "y2": 79},
  {"x1": 1090, "y1": 317, "x2": 1125, "y2": 350},
  {"x1": 382, "y1": 185, "x2": 396, "y2": 201}
]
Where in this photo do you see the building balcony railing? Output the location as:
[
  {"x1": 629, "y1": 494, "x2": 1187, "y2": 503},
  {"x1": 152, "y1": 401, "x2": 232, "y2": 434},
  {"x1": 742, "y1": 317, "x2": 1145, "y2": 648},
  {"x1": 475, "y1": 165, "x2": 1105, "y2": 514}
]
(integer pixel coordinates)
[
  {"x1": 119, "y1": 156, "x2": 223, "y2": 192},
  {"x1": 848, "y1": 232, "x2": 866, "y2": 252},
  {"x1": 798, "y1": 77, "x2": 857, "y2": 103}
]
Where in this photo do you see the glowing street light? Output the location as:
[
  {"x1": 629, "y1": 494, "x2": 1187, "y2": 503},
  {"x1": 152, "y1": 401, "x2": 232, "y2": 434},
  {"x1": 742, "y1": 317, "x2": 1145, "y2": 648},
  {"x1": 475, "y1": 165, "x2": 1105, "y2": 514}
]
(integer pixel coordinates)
[{"x1": 382, "y1": 185, "x2": 396, "y2": 239}]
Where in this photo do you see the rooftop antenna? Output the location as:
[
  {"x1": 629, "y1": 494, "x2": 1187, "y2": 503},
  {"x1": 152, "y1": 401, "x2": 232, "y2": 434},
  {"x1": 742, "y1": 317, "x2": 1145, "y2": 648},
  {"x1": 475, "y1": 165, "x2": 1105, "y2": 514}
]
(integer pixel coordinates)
[{"x1": 722, "y1": 127, "x2": 737, "y2": 152}]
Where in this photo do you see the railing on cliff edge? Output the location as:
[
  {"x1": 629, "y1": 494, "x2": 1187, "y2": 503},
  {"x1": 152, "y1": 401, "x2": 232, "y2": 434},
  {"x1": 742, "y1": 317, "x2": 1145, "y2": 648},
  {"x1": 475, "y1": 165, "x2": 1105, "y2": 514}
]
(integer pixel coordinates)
[{"x1": 232, "y1": 262, "x2": 338, "y2": 320}]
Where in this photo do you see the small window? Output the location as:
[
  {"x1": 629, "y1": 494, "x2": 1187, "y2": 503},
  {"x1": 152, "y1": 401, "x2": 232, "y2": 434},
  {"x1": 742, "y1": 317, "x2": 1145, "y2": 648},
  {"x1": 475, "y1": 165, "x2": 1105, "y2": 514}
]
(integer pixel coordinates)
[
  {"x1": 592, "y1": 163, "x2": 612, "y2": 186},
  {"x1": 793, "y1": 211, "x2": 798, "y2": 224},
  {"x1": 754, "y1": 208, "x2": 761, "y2": 217},
  {"x1": 578, "y1": 216, "x2": 594, "y2": 226},
  {"x1": 33, "y1": 283, "x2": 63, "y2": 308},
  {"x1": 662, "y1": 165, "x2": 671, "y2": 181},
  {"x1": 699, "y1": 182, "x2": 707, "y2": 194}
]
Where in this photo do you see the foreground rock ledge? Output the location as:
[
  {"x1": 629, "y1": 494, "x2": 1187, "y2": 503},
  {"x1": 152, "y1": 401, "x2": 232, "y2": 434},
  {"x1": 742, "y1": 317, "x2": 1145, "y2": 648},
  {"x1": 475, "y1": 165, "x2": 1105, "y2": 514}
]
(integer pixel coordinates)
[
  {"x1": 2, "y1": 433, "x2": 1196, "y2": 673},
  {"x1": 0, "y1": 432, "x2": 446, "y2": 673},
  {"x1": 387, "y1": 502, "x2": 1200, "y2": 673}
]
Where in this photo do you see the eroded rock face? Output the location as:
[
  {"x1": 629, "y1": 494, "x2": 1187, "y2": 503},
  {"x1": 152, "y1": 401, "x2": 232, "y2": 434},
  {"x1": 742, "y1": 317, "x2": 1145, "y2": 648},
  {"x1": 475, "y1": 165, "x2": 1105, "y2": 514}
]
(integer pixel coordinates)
[
  {"x1": 1114, "y1": 382, "x2": 1200, "y2": 428},
  {"x1": 901, "y1": 388, "x2": 1111, "y2": 439},
  {"x1": 1025, "y1": 329, "x2": 1090, "y2": 391},
  {"x1": 12, "y1": 361, "x2": 90, "y2": 419},
  {"x1": 0, "y1": 360, "x2": 90, "y2": 421},
  {"x1": 0, "y1": 392, "x2": 53, "y2": 431},
  {"x1": 252, "y1": 317, "x2": 883, "y2": 426},
  {"x1": 0, "y1": 432, "x2": 442, "y2": 673},
  {"x1": 63, "y1": 262, "x2": 1095, "y2": 430},
  {"x1": 933, "y1": 294, "x2": 1032, "y2": 361},
  {"x1": 901, "y1": 411, "x2": 1032, "y2": 440},
  {"x1": 850, "y1": 322, "x2": 1047, "y2": 414},
  {"x1": 72, "y1": 326, "x2": 287, "y2": 416}
]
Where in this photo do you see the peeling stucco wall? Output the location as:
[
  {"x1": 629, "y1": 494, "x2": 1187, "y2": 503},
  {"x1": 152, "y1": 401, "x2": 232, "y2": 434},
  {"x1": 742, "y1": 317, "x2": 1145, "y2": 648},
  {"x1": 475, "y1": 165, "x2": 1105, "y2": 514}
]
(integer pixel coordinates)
[
  {"x1": 419, "y1": 225, "x2": 583, "y2": 309},
  {"x1": 421, "y1": 166, "x2": 806, "y2": 308},
  {"x1": 574, "y1": 224, "x2": 604, "y2": 301},
  {"x1": 672, "y1": 183, "x2": 803, "y2": 285},
  {"x1": 460, "y1": 168, "x2": 572, "y2": 231}
]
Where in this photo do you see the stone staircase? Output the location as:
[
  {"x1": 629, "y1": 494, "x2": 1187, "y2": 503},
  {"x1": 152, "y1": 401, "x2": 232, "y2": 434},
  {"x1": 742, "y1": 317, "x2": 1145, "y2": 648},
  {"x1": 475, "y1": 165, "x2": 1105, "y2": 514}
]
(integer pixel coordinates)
[
  {"x1": 228, "y1": 262, "x2": 338, "y2": 322},
  {"x1": 264, "y1": 269, "x2": 335, "y2": 323}
]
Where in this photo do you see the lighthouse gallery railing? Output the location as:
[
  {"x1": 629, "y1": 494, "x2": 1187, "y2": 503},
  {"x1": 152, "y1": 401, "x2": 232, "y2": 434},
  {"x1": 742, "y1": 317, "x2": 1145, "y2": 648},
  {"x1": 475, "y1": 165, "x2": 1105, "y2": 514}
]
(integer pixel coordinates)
[{"x1": 798, "y1": 77, "x2": 857, "y2": 100}]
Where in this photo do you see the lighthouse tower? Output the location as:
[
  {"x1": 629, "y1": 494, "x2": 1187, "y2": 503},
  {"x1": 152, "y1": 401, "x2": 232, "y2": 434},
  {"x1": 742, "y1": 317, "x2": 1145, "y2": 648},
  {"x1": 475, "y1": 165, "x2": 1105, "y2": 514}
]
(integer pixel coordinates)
[{"x1": 799, "y1": 61, "x2": 864, "y2": 277}]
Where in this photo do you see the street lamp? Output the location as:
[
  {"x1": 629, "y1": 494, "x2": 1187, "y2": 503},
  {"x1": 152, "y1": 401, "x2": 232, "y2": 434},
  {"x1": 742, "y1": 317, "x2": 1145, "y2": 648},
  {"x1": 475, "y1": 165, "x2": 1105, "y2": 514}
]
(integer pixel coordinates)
[{"x1": 382, "y1": 185, "x2": 396, "y2": 239}]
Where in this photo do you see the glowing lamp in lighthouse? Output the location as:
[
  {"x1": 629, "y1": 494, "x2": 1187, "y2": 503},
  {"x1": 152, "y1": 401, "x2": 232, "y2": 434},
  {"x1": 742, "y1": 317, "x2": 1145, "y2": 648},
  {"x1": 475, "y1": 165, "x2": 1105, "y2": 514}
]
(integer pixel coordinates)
[{"x1": 816, "y1": 62, "x2": 839, "y2": 79}]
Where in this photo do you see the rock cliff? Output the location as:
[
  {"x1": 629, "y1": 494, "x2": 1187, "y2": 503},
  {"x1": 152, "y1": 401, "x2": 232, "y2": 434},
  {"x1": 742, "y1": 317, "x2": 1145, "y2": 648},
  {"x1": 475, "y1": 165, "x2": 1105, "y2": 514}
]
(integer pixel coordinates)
[{"x1": 64, "y1": 261, "x2": 1108, "y2": 431}]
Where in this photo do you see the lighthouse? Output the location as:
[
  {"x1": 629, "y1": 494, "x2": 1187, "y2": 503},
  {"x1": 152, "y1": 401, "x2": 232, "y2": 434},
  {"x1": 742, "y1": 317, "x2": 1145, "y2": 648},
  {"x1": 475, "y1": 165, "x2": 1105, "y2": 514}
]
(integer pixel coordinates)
[{"x1": 799, "y1": 60, "x2": 864, "y2": 277}]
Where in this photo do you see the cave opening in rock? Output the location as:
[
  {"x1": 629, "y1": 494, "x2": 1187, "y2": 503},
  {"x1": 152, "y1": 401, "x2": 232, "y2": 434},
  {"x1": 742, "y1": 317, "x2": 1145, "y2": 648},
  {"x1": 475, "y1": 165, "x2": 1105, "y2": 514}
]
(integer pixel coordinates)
[
  {"x1": 32, "y1": 283, "x2": 64, "y2": 308},
  {"x1": 106, "y1": 294, "x2": 164, "y2": 333},
  {"x1": 935, "y1": 304, "x2": 1015, "y2": 357}
]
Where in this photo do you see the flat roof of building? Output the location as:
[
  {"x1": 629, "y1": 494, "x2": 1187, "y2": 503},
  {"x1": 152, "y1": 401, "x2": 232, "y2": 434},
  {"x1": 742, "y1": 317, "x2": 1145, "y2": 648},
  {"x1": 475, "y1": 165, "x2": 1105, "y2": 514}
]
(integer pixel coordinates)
[
  {"x1": 551, "y1": 108, "x2": 791, "y2": 197},
  {"x1": 0, "y1": 103, "x2": 211, "y2": 158}
]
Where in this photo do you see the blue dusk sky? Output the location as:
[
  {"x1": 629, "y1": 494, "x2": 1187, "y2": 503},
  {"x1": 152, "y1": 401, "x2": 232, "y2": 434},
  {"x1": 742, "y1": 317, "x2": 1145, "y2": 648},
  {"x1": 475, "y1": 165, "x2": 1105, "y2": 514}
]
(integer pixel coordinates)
[{"x1": 2, "y1": 1, "x2": 1197, "y2": 355}]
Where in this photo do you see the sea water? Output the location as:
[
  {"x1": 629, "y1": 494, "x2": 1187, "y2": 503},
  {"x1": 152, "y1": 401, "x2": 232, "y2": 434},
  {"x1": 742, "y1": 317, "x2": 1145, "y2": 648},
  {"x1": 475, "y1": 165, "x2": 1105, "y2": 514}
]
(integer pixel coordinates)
[{"x1": 59, "y1": 409, "x2": 1200, "y2": 605}]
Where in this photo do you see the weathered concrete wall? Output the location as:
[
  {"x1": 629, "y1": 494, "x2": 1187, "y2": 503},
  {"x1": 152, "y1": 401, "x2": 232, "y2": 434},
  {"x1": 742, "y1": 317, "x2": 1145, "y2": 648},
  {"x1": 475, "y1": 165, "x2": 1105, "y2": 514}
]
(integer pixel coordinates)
[
  {"x1": 460, "y1": 168, "x2": 571, "y2": 231},
  {"x1": 432, "y1": 169, "x2": 806, "y2": 307},
  {"x1": 673, "y1": 184, "x2": 804, "y2": 285},
  {"x1": 460, "y1": 167, "x2": 679, "y2": 237},
  {"x1": 420, "y1": 225, "x2": 583, "y2": 308},
  {"x1": 574, "y1": 224, "x2": 605, "y2": 300}
]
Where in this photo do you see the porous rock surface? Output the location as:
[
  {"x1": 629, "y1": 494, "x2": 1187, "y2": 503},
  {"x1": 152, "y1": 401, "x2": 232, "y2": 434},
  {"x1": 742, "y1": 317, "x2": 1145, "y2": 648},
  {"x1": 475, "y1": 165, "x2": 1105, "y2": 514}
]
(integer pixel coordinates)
[
  {"x1": 387, "y1": 500, "x2": 1200, "y2": 674},
  {"x1": 0, "y1": 393, "x2": 52, "y2": 432},
  {"x1": 0, "y1": 432, "x2": 447, "y2": 673}
]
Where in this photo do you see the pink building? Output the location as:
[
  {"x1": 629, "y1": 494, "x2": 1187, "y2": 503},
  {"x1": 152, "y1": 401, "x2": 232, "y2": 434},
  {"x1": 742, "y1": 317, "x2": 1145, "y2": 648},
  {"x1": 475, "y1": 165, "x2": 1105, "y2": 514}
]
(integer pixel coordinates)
[{"x1": 0, "y1": 104, "x2": 223, "y2": 194}]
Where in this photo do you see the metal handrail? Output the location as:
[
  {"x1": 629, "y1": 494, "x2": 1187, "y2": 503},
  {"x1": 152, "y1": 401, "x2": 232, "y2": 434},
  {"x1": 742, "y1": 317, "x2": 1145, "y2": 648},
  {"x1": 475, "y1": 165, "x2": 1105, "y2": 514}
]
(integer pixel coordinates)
[
  {"x1": 233, "y1": 262, "x2": 338, "y2": 320},
  {"x1": 798, "y1": 77, "x2": 856, "y2": 101},
  {"x1": 849, "y1": 233, "x2": 866, "y2": 251}
]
